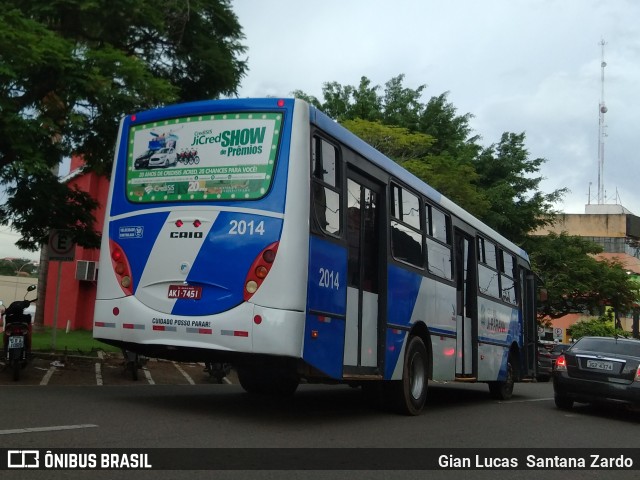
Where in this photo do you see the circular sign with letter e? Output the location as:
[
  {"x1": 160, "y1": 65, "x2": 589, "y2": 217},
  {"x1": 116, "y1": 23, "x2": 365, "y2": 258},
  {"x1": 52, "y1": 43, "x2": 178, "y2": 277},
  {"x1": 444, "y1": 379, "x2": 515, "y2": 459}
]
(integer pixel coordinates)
[{"x1": 48, "y1": 230, "x2": 76, "y2": 262}]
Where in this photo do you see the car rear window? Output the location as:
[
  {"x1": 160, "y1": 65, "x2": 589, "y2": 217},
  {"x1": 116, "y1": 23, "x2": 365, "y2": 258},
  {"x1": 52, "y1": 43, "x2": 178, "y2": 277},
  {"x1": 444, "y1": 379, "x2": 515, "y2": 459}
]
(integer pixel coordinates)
[{"x1": 572, "y1": 338, "x2": 640, "y2": 356}]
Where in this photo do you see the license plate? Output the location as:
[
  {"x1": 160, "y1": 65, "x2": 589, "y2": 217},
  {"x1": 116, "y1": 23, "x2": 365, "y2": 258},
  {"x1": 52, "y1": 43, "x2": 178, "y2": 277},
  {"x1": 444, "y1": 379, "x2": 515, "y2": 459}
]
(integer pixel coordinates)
[
  {"x1": 168, "y1": 285, "x2": 202, "y2": 300},
  {"x1": 8, "y1": 336, "x2": 24, "y2": 349},
  {"x1": 587, "y1": 359, "x2": 613, "y2": 371}
]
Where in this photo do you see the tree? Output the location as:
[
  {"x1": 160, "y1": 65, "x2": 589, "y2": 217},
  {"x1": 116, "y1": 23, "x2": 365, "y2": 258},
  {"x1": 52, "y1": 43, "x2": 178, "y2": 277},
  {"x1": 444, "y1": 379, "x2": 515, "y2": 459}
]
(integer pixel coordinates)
[
  {"x1": 294, "y1": 75, "x2": 490, "y2": 216},
  {"x1": 473, "y1": 132, "x2": 566, "y2": 244},
  {"x1": 526, "y1": 233, "x2": 640, "y2": 319},
  {"x1": 567, "y1": 313, "x2": 629, "y2": 340},
  {"x1": 0, "y1": 258, "x2": 37, "y2": 277},
  {"x1": 0, "y1": 0, "x2": 247, "y2": 251}
]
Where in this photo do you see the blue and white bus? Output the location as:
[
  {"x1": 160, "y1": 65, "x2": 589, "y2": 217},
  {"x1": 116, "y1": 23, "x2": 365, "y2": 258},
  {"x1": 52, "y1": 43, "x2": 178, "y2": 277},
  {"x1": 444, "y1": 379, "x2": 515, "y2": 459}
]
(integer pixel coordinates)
[{"x1": 93, "y1": 98, "x2": 538, "y2": 415}]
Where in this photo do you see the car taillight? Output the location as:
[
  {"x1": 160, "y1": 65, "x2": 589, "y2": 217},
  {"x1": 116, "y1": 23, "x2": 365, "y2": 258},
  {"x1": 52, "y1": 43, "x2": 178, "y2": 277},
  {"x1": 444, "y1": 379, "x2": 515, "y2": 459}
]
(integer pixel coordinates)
[
  {"x1": 244, "y1": 242, "x2": 279, "y2": 301},
  {"x1": 110, "y1": 239, "x2": 134, "y2": 296},
  {"x1": 555, "y1": 355, "x2": 567, "y2": 371},
  {"x1": 635, "y1": 366, "x2": 640, "y2": 382}
]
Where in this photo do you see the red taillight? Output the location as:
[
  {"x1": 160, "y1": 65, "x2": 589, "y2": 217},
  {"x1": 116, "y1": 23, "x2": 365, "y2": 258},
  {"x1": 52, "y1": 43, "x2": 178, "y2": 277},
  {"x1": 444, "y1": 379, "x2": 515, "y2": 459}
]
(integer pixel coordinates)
[
  {"x1": 6, "y1": 324, "x2": 28, "y2": 336},
  {"x1": 555, "y1": 355, "x2": 567, "y2": 371},
  {"x1": 635, "y1": 366, "x2": 640, "y2": 382},
  {"x1": 109, "y1": 239, "x2": 133, "y2": 296},
  {"x1": 244, "y1": 242, "x2": 279, "y2": 301}
]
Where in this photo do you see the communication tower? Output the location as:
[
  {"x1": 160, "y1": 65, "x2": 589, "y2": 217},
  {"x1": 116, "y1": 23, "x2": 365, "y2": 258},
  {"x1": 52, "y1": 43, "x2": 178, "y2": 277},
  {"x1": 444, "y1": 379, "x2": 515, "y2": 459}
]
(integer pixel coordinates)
[{"x1": 597, "y1": 39, "x2": 608, "y2": 204}]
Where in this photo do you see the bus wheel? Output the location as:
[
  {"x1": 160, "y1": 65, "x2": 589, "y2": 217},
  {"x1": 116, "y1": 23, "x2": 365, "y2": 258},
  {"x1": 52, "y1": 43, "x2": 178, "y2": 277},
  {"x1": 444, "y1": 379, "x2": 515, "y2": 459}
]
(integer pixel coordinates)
[
  {"x1": 393, "y1": 335, "x2": 428, "y2": 415},
  {"x1": 488, "y1": 356, "x2": 515, "y2": 400}
]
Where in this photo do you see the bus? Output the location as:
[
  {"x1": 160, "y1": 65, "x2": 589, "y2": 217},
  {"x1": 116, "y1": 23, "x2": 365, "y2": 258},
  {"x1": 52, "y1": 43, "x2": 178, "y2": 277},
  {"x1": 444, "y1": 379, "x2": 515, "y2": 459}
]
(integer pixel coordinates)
[{"x1": 93, "y1": 98, "x2": 538, "y2": 415}]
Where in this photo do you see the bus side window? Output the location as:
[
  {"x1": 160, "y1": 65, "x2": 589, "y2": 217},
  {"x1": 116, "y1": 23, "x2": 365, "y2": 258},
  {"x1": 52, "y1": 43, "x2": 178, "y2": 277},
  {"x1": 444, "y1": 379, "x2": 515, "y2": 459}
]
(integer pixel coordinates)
[
  {"x1": 390, "y1": 184, "x2": 424, "y2": 268},
  {"x1": 311, "y1": 136, "x2": 341, "y2": 236},
  {"x1": 500, "y1": 250, "x2": 518, "y2": 305},
  {"x1": 425, "y1": 205, "x2": 453, "y2": 280},
  {"x1": 477, "y1": 237, "x2": 500, "y2": 298}
]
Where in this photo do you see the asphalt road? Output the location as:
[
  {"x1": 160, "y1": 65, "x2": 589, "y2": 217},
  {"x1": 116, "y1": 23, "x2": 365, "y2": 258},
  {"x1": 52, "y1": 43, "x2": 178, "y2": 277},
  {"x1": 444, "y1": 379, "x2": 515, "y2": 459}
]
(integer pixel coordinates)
[
  {"x1": 0, "y1": 353, "x2": 233, "y2": 387},
  {"x1": 1, "y1": 360, "x2": 640, "y2": 480}
]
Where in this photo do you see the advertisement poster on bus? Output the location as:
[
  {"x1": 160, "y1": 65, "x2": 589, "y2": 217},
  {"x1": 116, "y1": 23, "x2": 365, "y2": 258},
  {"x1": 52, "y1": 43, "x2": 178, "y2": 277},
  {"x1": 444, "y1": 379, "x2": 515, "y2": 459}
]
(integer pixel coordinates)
[{"x1": 126, "y1": 112, "x2": 282, "y2": 202}]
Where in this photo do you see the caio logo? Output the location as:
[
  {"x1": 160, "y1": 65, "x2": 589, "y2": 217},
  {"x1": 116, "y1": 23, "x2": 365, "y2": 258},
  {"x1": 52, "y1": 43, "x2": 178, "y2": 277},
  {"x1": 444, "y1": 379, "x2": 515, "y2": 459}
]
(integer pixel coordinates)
[{"x1": 170, "y1": 231, "x2": 203, "y2": 239}]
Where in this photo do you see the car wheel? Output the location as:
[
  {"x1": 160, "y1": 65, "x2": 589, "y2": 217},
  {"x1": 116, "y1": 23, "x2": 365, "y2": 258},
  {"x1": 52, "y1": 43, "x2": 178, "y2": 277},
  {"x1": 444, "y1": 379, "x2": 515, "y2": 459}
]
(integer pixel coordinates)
[{"x1": 554, "y1": 395, "x2": 573, "y2": 410}]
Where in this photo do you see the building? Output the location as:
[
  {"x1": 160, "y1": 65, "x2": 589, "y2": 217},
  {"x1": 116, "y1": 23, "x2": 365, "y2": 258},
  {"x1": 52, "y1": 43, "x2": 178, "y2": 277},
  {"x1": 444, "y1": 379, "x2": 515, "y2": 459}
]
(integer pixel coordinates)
[
  {"x1": 42, "y1": 156, "x2": 109, "y2": 330},
  {"x1": 532, "y1": 203, "x2": 640, "y2": 341}
]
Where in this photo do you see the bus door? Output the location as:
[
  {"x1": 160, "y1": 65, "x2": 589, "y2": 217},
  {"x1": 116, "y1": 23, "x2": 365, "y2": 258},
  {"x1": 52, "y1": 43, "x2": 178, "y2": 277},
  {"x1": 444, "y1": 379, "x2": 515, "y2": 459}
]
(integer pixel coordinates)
[
  {"x1": 343, "y1": 172, "x2": 384, "y2": 374},
  {"x1": 454, "y1": 229, "x2": 477, "y2": 378}
]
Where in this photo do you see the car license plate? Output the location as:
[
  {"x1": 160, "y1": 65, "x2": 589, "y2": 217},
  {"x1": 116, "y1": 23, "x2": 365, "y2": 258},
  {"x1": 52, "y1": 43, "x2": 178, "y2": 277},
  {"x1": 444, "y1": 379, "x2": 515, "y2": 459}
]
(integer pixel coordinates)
[
  {"x1": 168, "y1": 285, "x2": 202, "y2": 300},
  {"x1": 8, "y1": 336, "x2": 24, "y2": 349},
  {"x1": 586, "y1": 359, "x2": 613, "y2": 371}
]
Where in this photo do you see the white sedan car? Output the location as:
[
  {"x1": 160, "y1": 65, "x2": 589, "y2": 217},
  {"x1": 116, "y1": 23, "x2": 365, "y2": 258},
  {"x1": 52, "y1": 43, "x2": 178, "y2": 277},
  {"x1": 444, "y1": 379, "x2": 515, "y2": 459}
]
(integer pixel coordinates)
[{"x1": 148, "y1": 147, "x2": 177, "y2": 168}]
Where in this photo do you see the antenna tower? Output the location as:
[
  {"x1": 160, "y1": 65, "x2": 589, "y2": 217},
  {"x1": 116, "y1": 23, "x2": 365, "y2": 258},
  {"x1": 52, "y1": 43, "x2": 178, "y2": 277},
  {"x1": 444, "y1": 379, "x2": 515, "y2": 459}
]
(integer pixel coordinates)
[{"x1": 597, "y1": 39, "x2": 608, "y2": 204}]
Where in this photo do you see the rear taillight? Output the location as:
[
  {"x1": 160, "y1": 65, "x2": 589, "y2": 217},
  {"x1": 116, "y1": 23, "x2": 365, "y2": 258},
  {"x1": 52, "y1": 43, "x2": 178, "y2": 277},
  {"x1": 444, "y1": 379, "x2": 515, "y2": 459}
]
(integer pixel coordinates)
[
  {"x1": 635, "y1": 366, "x2": 640, "y2": 382},
  {"x1": 244, "y1": 242, "x2": 279, "y2": 301},
  {"x1": 555, "y1": 355, "x2": 567, "y2": 371},
  {"x1": 109, "y1": 239, "x2": 133, "y2": 296},
  {"x1": 5, "y1": 324, "x2": 28, "y2": 336}
]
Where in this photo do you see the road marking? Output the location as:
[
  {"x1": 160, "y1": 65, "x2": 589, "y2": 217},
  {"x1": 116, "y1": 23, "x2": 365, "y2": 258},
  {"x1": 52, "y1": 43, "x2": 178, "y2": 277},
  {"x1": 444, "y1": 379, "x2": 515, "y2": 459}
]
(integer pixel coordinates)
[
  {"x1": 0, "y1": 424, "x2": 98, "y2": 435},
  {"x1": 173, "y1": 362, "x2": 195, "y2": 385},
  {"x1": 142, "y1": 366, "x2": 155, "y2": 385},
  {"x1": 501, "y1": 397, "x2": 554, "y2": 404},
  {"x1": 95, "y1": 363, "x2": 103, "y2": 386},
  {"x1": 39, "y1": 367, "x2": 56, "y2": 386}
]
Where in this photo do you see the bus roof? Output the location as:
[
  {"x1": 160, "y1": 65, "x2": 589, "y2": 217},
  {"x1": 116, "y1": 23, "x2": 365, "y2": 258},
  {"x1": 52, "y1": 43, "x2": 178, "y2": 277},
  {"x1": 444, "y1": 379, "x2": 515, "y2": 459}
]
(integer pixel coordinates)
[{"x1": 307, "y1": 101, "x2": 529, "y2": 262}]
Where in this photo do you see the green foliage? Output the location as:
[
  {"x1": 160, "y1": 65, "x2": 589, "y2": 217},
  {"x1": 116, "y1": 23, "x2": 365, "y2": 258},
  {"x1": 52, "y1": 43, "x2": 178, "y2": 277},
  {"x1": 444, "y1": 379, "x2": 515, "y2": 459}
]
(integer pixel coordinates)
[
  {"x1": 0, "y1": 257, "x2": 37, "y2": 276},
  {"x1": 525, "y1": 232, "x2": 640, "y2": 319},
  {"x1": 341, "y1": 119, "x2": 434, "y2": 163},
  {"x1": 568, "y1": 313, "x2": 629, "y2": 340},
  {"x1": 473, "y1": 132, "x2": 566, "y2": 244},
  {"x1": 0, "y1": 0, "x2": 247, "y2": 250},
  {"x1": 31, "y1": 327, "x2": 120, "y2": 354},
  {"x1": 294, "y1": 74, "x2": 560, "y2": 241}
]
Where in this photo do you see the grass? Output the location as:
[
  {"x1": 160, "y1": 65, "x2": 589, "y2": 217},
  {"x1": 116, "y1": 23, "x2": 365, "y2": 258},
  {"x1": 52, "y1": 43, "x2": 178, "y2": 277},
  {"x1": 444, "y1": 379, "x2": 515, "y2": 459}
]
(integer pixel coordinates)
[{"x1": 31, "y1": 327, "x2": 121, "y2": 356}]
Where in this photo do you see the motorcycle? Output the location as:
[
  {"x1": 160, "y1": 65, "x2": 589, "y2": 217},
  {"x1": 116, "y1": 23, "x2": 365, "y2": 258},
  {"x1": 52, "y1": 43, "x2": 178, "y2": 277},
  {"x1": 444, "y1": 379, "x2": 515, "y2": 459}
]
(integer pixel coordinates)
[{"x1": 2, "y1": 284, "x2": 37, "y2": 381}]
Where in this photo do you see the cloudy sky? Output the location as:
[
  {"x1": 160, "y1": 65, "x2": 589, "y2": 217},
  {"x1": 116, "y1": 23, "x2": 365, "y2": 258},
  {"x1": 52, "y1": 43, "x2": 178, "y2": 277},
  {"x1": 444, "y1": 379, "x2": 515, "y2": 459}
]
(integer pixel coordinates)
[
  {"x1": 2, "y1": 0, "x2": 638, "y2": 259},
  {"x1": 234, "y1": 0, "x2": 640, "y2": 212}
]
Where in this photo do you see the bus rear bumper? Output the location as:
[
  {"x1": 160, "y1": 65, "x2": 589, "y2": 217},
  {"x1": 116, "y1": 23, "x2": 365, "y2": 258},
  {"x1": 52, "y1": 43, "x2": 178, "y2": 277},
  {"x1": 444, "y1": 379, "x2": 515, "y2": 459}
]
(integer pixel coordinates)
[{"x1": 93, "y1": 298, "x2": 304, "y2": 361}]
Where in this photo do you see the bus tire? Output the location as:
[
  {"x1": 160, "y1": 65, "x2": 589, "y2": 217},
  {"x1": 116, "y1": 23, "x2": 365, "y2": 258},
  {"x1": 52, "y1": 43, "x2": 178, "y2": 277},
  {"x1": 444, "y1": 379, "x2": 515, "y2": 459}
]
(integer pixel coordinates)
[
  {"x1": 393, "y1": 335, "x2": 428, "y2": 415},
  {"x1": 488, "y1": 355, "x2": 515, "y2": 400}
]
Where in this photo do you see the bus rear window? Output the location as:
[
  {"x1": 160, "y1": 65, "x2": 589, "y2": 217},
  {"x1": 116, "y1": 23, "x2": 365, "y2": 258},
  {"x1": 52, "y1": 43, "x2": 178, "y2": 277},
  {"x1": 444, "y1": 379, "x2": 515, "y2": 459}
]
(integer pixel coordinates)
[{"x1": 126, "y1": 112, "x2": 282, "y2": 202}]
